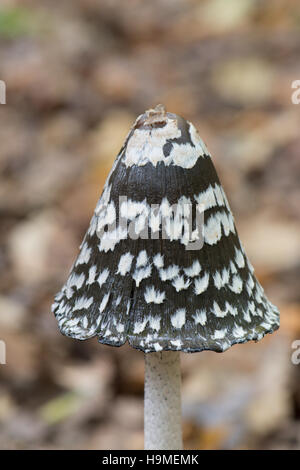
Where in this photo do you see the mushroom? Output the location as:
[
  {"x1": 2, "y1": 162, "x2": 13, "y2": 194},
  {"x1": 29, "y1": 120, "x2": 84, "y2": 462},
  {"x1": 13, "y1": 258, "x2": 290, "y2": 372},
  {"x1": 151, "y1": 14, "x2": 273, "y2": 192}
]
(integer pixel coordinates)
[{"x1": 52, "y1": 105, "x2": 280, "y2": 450}]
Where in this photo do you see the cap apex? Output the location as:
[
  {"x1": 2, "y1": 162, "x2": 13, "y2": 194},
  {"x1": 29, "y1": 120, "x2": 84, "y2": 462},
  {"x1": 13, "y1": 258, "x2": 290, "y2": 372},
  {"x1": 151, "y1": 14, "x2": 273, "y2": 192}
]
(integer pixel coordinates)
[
  {"x1": 146, "y1": 104, "x2": 166, "y2": 118},
  {"x1": 135, "y1": 104, "x2": 170, "y2": 129}
]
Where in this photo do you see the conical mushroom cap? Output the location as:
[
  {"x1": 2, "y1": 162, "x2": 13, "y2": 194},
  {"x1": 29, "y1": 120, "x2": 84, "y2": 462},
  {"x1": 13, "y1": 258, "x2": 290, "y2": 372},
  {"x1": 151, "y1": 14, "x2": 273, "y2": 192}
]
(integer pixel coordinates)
[{"x1": 52, "y1": 105, "x2": 279, "y2": 353}]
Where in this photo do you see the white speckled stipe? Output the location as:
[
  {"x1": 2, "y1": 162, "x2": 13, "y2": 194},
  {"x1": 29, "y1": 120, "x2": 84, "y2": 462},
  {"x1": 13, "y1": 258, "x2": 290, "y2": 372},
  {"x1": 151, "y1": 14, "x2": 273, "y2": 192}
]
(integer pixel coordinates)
[{"x1": 144, "y1": 351, "x2": 182, "y2": 450}]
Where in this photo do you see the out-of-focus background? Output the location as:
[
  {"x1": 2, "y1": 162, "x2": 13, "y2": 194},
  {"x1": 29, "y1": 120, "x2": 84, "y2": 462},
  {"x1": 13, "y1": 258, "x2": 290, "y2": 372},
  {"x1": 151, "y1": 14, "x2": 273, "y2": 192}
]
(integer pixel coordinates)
[{"x1": 0, "y1": 0, "x2": 299, "y2": 450}]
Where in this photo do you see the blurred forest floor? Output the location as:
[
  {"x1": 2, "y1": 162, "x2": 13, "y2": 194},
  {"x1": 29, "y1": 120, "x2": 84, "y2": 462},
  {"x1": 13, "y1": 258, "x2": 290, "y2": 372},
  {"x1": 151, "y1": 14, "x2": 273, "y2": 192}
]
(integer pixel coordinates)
[{"x1": 0, "y1": 0, "x2": 300, "y2": 449}]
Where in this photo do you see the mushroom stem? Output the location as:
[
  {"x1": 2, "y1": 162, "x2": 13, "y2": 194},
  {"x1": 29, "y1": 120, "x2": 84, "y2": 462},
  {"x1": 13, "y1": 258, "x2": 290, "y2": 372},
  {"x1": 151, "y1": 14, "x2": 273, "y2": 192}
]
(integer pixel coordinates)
[{"x1": 144, "y1": 351, "x2": 183, "y2": 450}]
